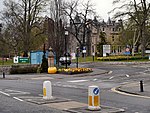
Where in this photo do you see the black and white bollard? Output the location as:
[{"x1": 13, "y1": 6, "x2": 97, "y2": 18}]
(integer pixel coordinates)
[
  {"x1": 88, "y1": 85, "x2": 101, "y2": 110},
  {"x1": 43, "y1": 81, "x2": 53, "y2": 99}
]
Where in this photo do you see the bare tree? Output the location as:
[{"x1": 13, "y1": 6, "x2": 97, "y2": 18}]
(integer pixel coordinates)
[
  {"x1": 110, "y1": 0, "x2": 150, "y2": 57},
  {"x1": 46, "y1": 0, "x2": 66, "y2": 66},
  {"x1": 1, "y1": 0, "x2": 49, "y2": 57},
  {"x1": 62, "y1": 0, "x2": 96, "y2": 56}
]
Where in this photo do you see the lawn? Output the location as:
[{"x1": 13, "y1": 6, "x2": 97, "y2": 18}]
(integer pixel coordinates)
[{"x1": 0, "y1": 59, "x2": 30, "y2": 66}]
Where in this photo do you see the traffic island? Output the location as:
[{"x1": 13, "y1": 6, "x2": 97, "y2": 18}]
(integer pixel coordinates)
[
  {"x1": 42, "y1": 101, "x2": 125, "y2": 113},
  {"x1": 64, "y1": 105, "x2": 125, "y2": 113},
  {"x1": 26, "y1": 96, "x2": 71, "y2": 105}
]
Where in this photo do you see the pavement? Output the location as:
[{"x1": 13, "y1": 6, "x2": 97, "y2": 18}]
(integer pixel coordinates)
[{"x1": 115, "y1": 80, "x2": 150, "y2": 98}]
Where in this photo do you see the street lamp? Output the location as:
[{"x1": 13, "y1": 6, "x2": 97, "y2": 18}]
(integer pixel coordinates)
[
  {"x1": 76, "y1": 47, "x2": 79, "y2": 68},
  {"x1": 0, "y1": 23, "x2": 5, "y2": 78},
  {"x1": 65, "y1": 29, "x2": 68, "y2": 69}
]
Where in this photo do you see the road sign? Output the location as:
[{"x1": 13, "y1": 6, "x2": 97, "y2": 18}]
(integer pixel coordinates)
[
  {"x1": 124, "y1": 47, "x2": 131, "y2": 55},
  {"x1": 82, "y1": 46, "x2": 86, "y2": 53},
  {"x1": 103, "y1": 45, "x2": 110, "y2": 56},
  {"x1": 13, "y1": 56, "x2": 19, "y2": 63},
  {"x1": 18, "y1": 57, "x2": 29, "y2": 63},
  {"x1": 93, "y1": 88, "x2": 100, "y2": 95}
]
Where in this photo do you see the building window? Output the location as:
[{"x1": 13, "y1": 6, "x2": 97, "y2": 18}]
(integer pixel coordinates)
[
  {"x1": 112, "y1": 28, "x2": 115, "y2": 31},
  {"x1": 118, "y1": 46, "x2": 121, "y2": 53},
  {"x1": 92, "y1": 45, "x2": 94, "y2": 53},
  {"x1": 118, "y1": 27, "x2": 121, "y2": 31},
  {"x1": 119, "y1": 36, "x2": 121, "y2": 41},
  {"x1": 102, "y1": 27, "x2": 105, "y2": 31},
  {"x1": 112, "y1": 36, "x2": 114, "y2": 42},
  {"x1": 112, "y1": 46, "x2": 116, "y2": 53}
]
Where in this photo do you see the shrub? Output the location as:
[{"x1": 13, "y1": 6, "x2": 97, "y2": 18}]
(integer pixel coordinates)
[
  {"x1": 97, "y1": 55, "x2": 148, "y2": 61},
  {"x1": 40, "y1": 55, "x2": 48, "y2": 73},
  {"x1": 40, "y1": 44, "x2": 48, "y2": 73},
  {"x1": 10, "y1": 65, "x2": 38, "y2": 74}
]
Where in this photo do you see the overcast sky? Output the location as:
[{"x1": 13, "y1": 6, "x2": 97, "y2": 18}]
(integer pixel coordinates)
[
  {"x1": 0, "y1": 0, "x2": 114, "y2": 21},
  {"x1": 86, "y1": 0, "x2": 114, "y2": 21}
]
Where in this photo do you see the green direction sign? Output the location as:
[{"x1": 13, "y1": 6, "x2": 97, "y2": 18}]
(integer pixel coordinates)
[{"x1": 18, "y1": 57, "x2": 30, "y2": 63}]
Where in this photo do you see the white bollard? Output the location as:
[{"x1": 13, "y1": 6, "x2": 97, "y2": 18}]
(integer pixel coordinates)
[
  {"x1": 88, "y1": 85, "x2": 100, "y2": 110},
  {"x1": 43, "y1": 81, "x2": 53, "y2": 99}
]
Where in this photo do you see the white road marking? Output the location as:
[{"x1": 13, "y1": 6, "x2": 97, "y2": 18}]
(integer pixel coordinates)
[
  {"x1": 109, "y1": 76, "x2": 114, "y2": 79},
  {"x1": 67, "y1": 80, "x2": 89, "y2": 83},
  {"x1": 93, "y1": 79, "x2": 97, "y2": 81},
  {"x1": 108, "y1": 71, "x2": 113, "y2": 74},
  {"x1": 9, "y1": 92, "x2": 30, "y2": 95},
  {"x1": 5, "y1": 89, "x2": 30, "y2": 95},
  {"x1": 53, "y1": 83, "x2": 78, "y2": 88},
  {"x1": 0, "y1": 91, "x2": 10, "y2": 96},
  {"x1": 125, "y1": 74, "x2": 130, "y2": 77},
  {"x1": 38, "y1": 94, "x2": 43, "y2": 96},
  {"x1": 13, "y1": 97, "x2": 24, "y2": 102},
  {"x1": 62, "y1": 85, "x2": 78, "y2": 88}
]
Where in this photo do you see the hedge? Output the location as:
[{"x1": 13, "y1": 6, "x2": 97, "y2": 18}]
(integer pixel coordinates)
[
  {"x1": 97, "y1": 55, "x2": 149, "y2": 61},
  {"x1": 10, "y1": 65, "x2": 38, "y2": 74}
]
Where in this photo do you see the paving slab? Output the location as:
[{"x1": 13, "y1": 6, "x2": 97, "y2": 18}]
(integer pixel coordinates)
[
  {"x1": 45, "y1": 101, "x2": 124, "y2": 113},
  {"x1": 45, "y1": 101, "x2": 87, "y2": 110},
  {"x1": 25, "y1": 96, "x2": 71, "y2": 105},
  {"x1": 21, "y1": 96, "x2": 125, "y2": 113}
]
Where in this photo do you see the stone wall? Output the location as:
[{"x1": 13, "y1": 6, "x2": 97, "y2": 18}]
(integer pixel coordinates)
[{"x1": 0, "y1": 66, "x2": 12, "y2": 74}]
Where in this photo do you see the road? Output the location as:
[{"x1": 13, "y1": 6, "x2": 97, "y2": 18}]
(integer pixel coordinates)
[{"x1": 0, "y1": 63, "x2": 150, "y2": 113}]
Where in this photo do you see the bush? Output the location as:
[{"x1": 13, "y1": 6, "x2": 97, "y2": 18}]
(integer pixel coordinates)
[
  {"x1": 10, "y1": 65, "x2": 38, "y2": 74},
  {"x1": 40, "y1": 55, "x2": 48, "y2": 73},
  {"x1": 97, "y1": 55, "x2": 149, "y2": 61}
]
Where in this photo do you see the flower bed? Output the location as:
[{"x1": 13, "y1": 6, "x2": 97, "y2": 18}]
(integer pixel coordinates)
[{"x1": 58, "y1": 67, "x2": 93, "y2": 74}]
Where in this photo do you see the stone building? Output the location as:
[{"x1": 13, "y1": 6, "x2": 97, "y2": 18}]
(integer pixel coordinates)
[
  {"x1": 90, "y1": 17, "x2": 124, "y2": 55},
  {"x1": 64, "y1": 17, "x2": 124, "y2": 57}
]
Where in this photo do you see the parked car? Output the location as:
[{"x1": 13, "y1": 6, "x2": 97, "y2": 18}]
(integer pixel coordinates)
[{"x1": 59, "y1": 53, "x2": 71, "y2": 65}]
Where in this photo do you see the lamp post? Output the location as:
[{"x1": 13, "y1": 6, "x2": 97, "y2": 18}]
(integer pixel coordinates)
[
  {"x1": 2, "y1": 55, "x2": 5, "y2": 78},
  {"x1": 76, "y1": 47, "x2": 79, "y2": 68},
  {"x1": 0, "y1": 24, "x2": 5, "y2": 78},
  {"x1": 65, "y1": 30, "x2": 68, "y2": 69}
]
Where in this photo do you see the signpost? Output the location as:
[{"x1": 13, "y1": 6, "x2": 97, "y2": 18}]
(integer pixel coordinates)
[{"x1": 82, "y1": 46, "x2": 86, "y2": 62}]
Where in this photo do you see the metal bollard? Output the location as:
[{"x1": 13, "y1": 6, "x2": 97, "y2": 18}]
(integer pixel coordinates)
[
  {"x1": 43, "y1": 81, "x2": 53, "y2": 99},
  {"x1": 93, "y1": 56, "x2": 94, "y2": 62},
  {"x1": 140, "y1": 80, "x2": 144, "y2": 92},
  {"x1": 88, "y1": 85, "x2": 101, "y2": 110},
  {"x1": 3, "y1": 72, "x2": 5, "y2": 78}
]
